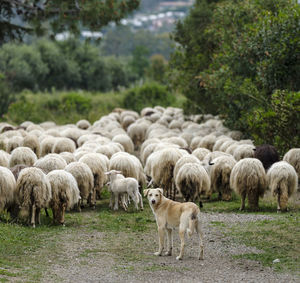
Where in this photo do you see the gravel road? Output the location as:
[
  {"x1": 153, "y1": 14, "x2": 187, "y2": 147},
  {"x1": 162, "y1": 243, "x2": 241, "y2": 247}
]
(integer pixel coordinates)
[{"x1": 40, "y1": 212, "x2": 298, "y2": 283}]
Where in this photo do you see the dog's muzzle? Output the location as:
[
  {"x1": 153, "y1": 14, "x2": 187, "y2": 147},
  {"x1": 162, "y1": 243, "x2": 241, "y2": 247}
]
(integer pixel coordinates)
[{"x1": 151, "y1": 200, "x2": 156, "y2": 204}]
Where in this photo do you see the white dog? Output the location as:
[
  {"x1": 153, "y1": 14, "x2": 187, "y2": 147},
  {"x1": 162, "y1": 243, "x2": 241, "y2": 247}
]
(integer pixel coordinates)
[{"x1": 144, "y1": 188, "x2": 204, "y2": 260}]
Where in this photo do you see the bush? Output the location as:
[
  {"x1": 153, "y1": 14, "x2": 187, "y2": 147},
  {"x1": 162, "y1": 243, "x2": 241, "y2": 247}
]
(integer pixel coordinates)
[
  {"x1": 123, "y1": 82, "x2": 175, "y2": 112},
  {"x1": 248, "y1": 90, "x2": 300, "y2": 156},
  {"x1": 0, "y1": 73, "x2": 14, "y2": 118}
]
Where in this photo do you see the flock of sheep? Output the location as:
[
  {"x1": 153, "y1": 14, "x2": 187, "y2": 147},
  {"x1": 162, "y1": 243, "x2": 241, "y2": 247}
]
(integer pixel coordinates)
[{"x1": 0, "y1": 106, "x2": 299, "y2": 228}]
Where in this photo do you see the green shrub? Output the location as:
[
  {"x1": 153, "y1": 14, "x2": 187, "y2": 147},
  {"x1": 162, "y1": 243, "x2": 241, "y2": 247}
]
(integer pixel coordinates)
[
  {"x1": 248, "y1": 90, "x2": 300, "y2": 156},
  {"x1": 0, "y1": 73, "x2": 14, "y2": 118},
  {"x1": 123, "y1": 82, "x2": 175, "y2": 112},
  {"x1": 60, "y1": 93, "x2": 92, "y2": 114}
]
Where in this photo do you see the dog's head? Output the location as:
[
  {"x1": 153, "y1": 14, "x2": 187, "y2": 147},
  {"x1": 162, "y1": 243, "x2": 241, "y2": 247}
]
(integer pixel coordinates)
[{"x1": 143, "y1": 188, "x2": 163, "y2": 206}]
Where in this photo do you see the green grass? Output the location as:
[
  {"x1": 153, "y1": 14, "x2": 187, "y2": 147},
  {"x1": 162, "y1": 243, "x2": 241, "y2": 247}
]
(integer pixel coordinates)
[
  {"x1": 201, "y1": 192, "x2": 300, "y2": 214},
  {"x1": 228, "y1": 214, "x2": 300, "y2": 274},
  {"x1": 0, "y1": 189, "x2": 299, "y2": 281}
]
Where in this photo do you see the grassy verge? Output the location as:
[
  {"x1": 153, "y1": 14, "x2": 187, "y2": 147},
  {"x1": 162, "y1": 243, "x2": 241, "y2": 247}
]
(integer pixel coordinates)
[
  {"x1": 228, "y1": 215, "x2": 300, "y2": 274},
  {"x1": 203, "y1": 192, "x2": 300, "y2": 275}
]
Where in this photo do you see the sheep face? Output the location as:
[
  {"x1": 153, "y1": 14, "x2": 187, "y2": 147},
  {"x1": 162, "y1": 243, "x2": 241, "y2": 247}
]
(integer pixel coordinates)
[
  {"x1": 275, "y1": 189, "x2": 289, "y2": 212},
  {"x1": 52, "y1": 202, "x2": 67, "y2": 225}
]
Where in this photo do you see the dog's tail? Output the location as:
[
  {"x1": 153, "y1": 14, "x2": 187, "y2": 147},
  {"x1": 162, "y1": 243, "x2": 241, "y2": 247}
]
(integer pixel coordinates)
[{"x1": 187, "y1": 207, "x2": 199, "y2": 238}]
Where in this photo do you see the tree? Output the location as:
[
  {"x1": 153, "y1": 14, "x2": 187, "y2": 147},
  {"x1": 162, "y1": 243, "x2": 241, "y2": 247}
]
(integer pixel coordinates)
[{"x1": 0, "y1": 0, "x2": 140, "y2": 44}]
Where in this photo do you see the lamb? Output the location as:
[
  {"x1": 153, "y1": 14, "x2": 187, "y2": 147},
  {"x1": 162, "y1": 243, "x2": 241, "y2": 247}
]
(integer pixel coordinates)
[
  {"x1": 209, "y1": 155, "x2": 237, "y2": 201},
  {"x1": 65, "y1": 162, "x2": 94, "y2": 209},
  {"x1": 267, "y1": 161, "x2": 298, "y2": 212},
  {"x1": 105, "y1": 170, "x2": 143, "y2": 211},
  {"x1": 0, "y1": 166, "x2": 17, "y2": 213},
  {"x1": 16, "y1": 167, "x2": 52, "y2": 227},
  {"x1": 9, "y1": 147, "x2": 37, "y2": 167},
  {"x1": 175, "y1": 163, "x2": 211, "y2": 203},
  {"x1": 283, "y1": 148, "x2": 300, "y2": 182},
  {"x1": 253, "y1": 144, "x2": 279, "y2": 171},
  {"x1": 230, "y1": 158, "x2": 267, "y2": 211},
  {"x1": 47, "y1": 170, "x2": 81, "y2": 225}
]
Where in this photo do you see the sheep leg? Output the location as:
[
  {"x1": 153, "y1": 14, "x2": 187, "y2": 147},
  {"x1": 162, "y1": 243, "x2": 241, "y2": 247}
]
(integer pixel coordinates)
[
  {"x1": 240, "y1": 193, "x2": 246, "y2": 211},
  {"x1": 121, "y1": 194, "x2": 128, "y2": 211},
  {"x1": 113, "y1": 193, "x2": 119, "y2": 210},
  {"x1": 248, "y1": 191, "x2": 259, "y2": 211},
  {"x1": 195, "y1": 219, "x2": 204, "y2": 260},
  {"x1": 176, "y1": 226, "x2": 185, "y2": 260},
  {"x1": 109, "y1": 193, "x2": 114, "y2": 209},
  {"x1": 30, "y1": 204, "x2": 36, "y2": 228},
  {"x1": 165, "y1": 228, "x2": 173, "y2": 256},
  {"x1": 45, "y1": 208, "x2": 49, "y2": 217},
  {"x1": 154, "y1": 227, "x2": 165, "y2": 256},
  {"x1": 129, "y1": 192, "x2": 139, "y2": 210},
  {"x1": 35, "y1": 207, "x2": 41, "y2": 225},
  {"x1": 138, "y1": 192, "x2": 144, "y2": 210}
]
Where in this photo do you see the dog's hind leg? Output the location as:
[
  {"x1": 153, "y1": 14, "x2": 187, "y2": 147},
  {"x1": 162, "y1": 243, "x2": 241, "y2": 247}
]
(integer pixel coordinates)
[
  {"x1": 154, "y1": 227, "x2": 165, "y2": 256},
  {"x1": 195, "y1": 218, "x2": 204, "y2": 260},
  {"x1": 165, "y1": 228, "x2": 173, "y2": 256},
  {"x1": 176, "y1": 225, "x2": 186, "y2": 260}
]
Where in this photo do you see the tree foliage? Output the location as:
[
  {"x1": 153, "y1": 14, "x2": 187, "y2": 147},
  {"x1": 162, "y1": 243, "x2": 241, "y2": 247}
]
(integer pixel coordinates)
[
  {"x1": 169, "y1": 0, "x2": 300, "y2": 153},
  {"x1": 0, "y1": 0, "x2": 140, "y2": 44}
]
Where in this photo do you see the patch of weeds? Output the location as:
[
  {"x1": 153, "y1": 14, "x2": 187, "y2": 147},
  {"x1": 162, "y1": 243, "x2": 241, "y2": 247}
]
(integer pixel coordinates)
[
  {"x1": 0, "y1": 269, "x2": 17, "y2": 277},
  {"x1": 210, "y1": 221, "x2": 225, "y2": 227},
  {"x1": 226, "y1": 214, "x2": 300, "y2": 274},
  {"x1": 202, "y1": 193, "x2": 299, "y2": 214}
]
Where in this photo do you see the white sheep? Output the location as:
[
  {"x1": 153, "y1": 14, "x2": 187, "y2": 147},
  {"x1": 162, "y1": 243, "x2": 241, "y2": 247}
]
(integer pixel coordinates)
[
  {"x1": 0, "y1": 150, "x2": 10, "y2": 167},
  {"x1": 0, "y1": 166, "x2": 17, "y2": 213},
  {"x1": 267, "y1": 161, "x2": 298, "y2": 212},
  {"x1": 16, "y1": 167, "x2": 52, "y2": 227},
  {"x1": 52, "y1": 137, "x2": 76, "y2": 154},
  {"x1": 9, "y1": 147, "x2": 37, "y2": 167},
  {"x1": 283, "y1": 148, "x2": 300, "y2": 182},
  {"x1": 47, "y1": 170, "x2": 81, "y2": 225},
  {"x1": 34, "y1": 154, "x2": 67, "y2": 174},
  {"x1": 175, "y1": 162, "x2": 211, "y2": 202},
  {"x1": 22, "y1": 134, "x2": 41, "y2": 158},
  {"x1": 230, "y1": 158, "x2": 267, "y2": 211},
  {"x1": 105, "y1": 170, "x2": 143, "y2": 211},
  {"x1": 209, "y1": 155, "x2": 237, "y2": 201},
  {"x1": 65, "y1": 162, "x2": 94, "y2": 209}
]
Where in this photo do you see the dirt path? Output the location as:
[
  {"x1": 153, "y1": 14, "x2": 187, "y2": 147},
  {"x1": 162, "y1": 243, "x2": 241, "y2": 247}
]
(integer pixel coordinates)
[{"x1": 40, "y1": 212, "x2": 298, "y2": 283}]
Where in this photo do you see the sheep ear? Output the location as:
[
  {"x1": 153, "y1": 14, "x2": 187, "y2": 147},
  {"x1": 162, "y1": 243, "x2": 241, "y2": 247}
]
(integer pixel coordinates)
[
  {"x1": 143, "y1": 189, "x2": 150, "y2": 197},
  {"x1": 157, "y1": 188, "x2": 164, "y2": 195},
  {"x1": 208, "y1": 161, "x2": 214, "y2": 166},
  {"x1": 104, "y1": 171, "x2": 111, "y2": 175},
  {"x1": 116, "y1": 171, "x2": 122, "y2": 174}
]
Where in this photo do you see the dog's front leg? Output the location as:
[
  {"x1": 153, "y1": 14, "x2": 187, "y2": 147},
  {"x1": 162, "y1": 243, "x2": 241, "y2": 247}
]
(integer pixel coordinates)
[
  {"x1": 165, "y1": 228, "x2": 173, "y2": 256},
  {"x1": 154, "y1": 227, "x2": 164, "y2": 256}
]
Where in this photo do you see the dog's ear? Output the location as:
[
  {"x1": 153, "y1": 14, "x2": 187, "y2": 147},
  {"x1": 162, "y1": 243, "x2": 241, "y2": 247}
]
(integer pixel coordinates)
[
  {"x1": 157, "y1": 188, "x2": 164, "y2": 195},
  {"x1": 143, "y1": 189, "x2": 150, "y2": 197}
]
